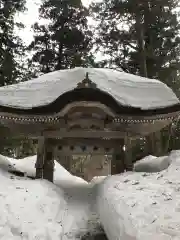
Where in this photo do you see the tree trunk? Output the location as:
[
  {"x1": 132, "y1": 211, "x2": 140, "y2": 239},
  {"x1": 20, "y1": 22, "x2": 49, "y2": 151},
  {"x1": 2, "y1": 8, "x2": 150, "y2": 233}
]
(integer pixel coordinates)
[
  {"x1": 56, "y1": 43, "x2": 63, "y2": 70},
  {"x1": 135, "y1": 6, "x2": 147, "y2": 77}
]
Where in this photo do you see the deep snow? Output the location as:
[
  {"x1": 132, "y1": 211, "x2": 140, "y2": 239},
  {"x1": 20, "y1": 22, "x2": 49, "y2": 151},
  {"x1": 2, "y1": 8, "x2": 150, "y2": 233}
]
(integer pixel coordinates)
[{"x1": 1, "y1": 151, "x2": 180, "y2": 239}]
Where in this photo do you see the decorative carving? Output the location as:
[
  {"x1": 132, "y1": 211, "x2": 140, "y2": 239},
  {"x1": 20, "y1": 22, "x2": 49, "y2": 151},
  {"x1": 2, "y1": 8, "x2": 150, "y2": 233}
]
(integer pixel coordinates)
[
  {"x1": 0, "y1": 111, "x2": 176, "y2": 125},
  {"x1": 76, "y1": 72, "x2": 97, "y2": 89},
  {"x1": 67, "y1": 117, "x2": 105, "y2": 130}
]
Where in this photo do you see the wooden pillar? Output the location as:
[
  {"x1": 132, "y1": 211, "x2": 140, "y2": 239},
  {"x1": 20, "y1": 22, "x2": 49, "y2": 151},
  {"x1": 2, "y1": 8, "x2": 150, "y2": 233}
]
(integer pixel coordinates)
[
  {"x1": 111, "y1": 139, "x2": 125, "y2": 175},
  {"x1": 35, "y1": 138, "x2": 45, "y2": 179},
  {"x1": 43, "y1": 138, "x2": 55, "y2": 182},
  {"x1": 111, "y1": 137, "x2": 133, "y2": 174},
  {"x1": 35, "y1": 137, "x2": 55, "y2": 182},
  {"x1": 124, "y1": 137, "x2": 133, "y2": 171}
]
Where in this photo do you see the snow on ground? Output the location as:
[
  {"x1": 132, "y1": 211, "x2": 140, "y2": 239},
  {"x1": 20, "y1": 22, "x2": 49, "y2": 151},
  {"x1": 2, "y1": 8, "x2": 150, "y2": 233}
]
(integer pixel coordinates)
[{"x1": 1, "y1": 151, "x2": 180, "y2": 239}]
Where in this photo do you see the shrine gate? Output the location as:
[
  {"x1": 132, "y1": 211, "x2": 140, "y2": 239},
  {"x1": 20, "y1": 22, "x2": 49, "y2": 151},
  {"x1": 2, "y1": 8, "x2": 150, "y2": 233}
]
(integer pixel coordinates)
[{"x1": 0, "y1": 67, "x2": 179, "y2": 182}]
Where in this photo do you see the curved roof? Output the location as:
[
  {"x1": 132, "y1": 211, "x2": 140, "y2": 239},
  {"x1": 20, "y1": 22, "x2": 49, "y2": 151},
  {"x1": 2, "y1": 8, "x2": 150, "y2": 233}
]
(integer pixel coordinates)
[{"x1": 0, "y1": 67, "x2": 179, "y2": 110}]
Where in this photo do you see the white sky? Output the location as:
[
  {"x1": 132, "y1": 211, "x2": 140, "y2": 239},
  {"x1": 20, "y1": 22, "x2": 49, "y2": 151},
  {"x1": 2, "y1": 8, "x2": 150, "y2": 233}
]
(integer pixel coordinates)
[{"x1": 17, "y1": 0, "x2": 94, "y2": 45}]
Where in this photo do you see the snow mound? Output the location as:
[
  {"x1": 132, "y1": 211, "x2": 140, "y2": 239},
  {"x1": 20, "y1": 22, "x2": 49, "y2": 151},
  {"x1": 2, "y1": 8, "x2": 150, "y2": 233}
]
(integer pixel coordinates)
[
  {"x1": 134, "y1": 155, "x2": 172, "y2": 172},
  {"x1": 103, "y1": 150, "x2": 180, "y2": 239},
  {"x1": 0, "y1": 154, "x2": 88, "y2": 187},
  {"x1": 96, "y1": 178, "x2": 138, "y2": 240},
  {"x1": 0, "y1": 154, "x2": 17, "y2": 172},
  {"x1": 0, "y1": 156, "x2": 99, "y2": 240},
  {"x1": 0, "y1": 170, "x2": 92, "y2": 240}
]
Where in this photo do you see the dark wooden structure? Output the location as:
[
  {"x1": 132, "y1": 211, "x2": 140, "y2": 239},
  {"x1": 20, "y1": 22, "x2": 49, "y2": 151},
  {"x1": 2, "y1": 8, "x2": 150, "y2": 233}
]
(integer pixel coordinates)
[{"x1": 0, "y1": 67, "x2": 179, "y2": 182}]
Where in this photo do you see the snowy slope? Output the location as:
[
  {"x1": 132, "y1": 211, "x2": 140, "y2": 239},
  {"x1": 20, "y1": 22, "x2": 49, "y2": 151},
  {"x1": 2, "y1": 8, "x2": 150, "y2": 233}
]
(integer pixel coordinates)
[{"x1": 0, "y1": 67, "x2": 178, "y2": 110}]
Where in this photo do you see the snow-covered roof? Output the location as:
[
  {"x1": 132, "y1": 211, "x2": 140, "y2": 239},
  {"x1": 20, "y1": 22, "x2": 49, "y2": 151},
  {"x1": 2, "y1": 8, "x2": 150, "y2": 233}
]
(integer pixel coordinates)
[{"x1": 0, "y1": 67, "x2": 179, "y2": 110}]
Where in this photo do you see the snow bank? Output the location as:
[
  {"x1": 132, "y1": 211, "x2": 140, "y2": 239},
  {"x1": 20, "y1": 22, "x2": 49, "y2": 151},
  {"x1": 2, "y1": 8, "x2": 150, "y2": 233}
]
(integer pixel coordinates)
[
  {"x1": 96, "y1": 178, "x2": 138, "y2": 240},
  {"x1": 0, "y1": 154, "x2": 17, "y2": 172},
  {"x1": 0, "y1": 154, "x2": 88, "y2": 187},
  {"x1": 0, "y1": 157, "x2": 98, "y2": 240},
  {"x1": 0, "y1": 171, "x2": 95, "y2": 240},
  {"x1": 134, "y1": 155, "x2": 172, "y2": 172},
  {"x1": 0, "y1": 170, "x2": 68, "y2": 239},
  {"x1": 103, "y1": 151, "x2": 180, "y2": 239}
]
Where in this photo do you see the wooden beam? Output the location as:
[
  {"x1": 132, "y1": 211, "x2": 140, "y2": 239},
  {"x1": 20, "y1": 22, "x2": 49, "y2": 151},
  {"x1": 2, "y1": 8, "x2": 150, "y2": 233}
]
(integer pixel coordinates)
[
  {"x1": 54, "y1": 138, "x2": 119, "y2": 155},
  {"x1": 57, "y1": 101, "x2": 116, "y2": 117},
  {"x1": 55, "y1": 138, "x2": 119, "y2": 148},
  {"x1": 56, "y1": 148, "x2": 114, "y2": 155},
  {"x1": 43, "y1": 130, "x2": 126, "y2": 139}
]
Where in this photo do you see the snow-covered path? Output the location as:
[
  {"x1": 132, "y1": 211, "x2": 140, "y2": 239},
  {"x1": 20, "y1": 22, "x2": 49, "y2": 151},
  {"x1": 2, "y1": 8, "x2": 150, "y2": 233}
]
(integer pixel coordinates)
[{"x1": 57, "y1": 184, "x2": 99, "y2": 239}]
